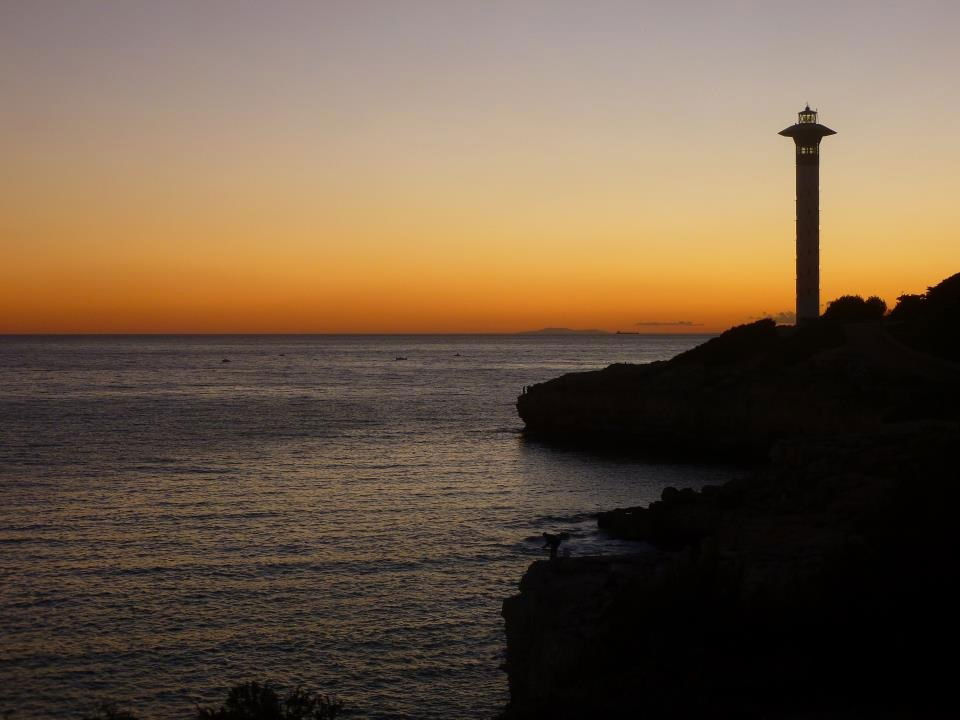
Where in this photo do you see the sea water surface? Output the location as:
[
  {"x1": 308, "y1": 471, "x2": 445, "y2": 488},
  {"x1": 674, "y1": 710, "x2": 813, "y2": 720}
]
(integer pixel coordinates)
[{"x1": 0, "y1": 334, "x2": 737, "y2": 719}]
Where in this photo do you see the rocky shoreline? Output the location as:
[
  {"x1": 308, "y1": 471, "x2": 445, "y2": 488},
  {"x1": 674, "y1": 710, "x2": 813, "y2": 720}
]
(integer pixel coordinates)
[{"x1": 501, "y1": 276, "x2": 960, "y2": 718}]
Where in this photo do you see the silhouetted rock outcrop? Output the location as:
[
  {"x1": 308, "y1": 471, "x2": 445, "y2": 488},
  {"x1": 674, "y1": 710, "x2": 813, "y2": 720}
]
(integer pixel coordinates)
[
  {"x1": 502, "y1": 423, "x2": 960, "y2": 718},
  {"x1": 517, "y1": 309, "x2": 960, "y2": 458}
]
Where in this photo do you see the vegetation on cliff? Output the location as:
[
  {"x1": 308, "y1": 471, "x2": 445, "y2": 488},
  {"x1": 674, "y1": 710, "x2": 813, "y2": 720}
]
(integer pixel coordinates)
[{"x1": 887, "y1": 271, "x2": 960, "y2": 361}]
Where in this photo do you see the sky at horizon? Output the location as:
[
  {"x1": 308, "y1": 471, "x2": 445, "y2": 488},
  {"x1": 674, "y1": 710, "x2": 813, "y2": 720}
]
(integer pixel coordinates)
[{"x1": 3, "y1": 0, "x2": 959, "y2": 333}]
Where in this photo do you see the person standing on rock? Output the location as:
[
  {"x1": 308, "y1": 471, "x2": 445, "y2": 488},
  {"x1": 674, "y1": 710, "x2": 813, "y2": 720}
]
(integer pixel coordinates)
[{"x1": 542, "y1": 532, "x2": 562, "y2": 560}]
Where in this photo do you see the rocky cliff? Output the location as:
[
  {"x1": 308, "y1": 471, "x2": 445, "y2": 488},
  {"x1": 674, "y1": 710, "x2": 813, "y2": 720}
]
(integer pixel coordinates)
[
  {"x1": 504, "y1": 275, "x2": 960, "y2": 718},
  {"x1": 502, "y1": 423, "x2": 960, "y2": 718},
  {"x1": 517, "y1": 320, "x2": 960, "y2": 458}
]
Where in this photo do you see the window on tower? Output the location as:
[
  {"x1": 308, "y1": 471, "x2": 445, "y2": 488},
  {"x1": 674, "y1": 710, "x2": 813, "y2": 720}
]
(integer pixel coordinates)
[
  {"x1": 799, "y1": 111, "x2": 816, "y2": 124},
  {"x1": 798, "y1": 145, "x2": 819, "y2": 154}
]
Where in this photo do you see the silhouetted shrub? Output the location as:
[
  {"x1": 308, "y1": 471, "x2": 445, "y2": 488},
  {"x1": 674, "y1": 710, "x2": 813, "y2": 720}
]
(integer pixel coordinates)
[
  {"x1": 821, "y1": 295, "x2": 886, "y2": 324},
  {"x1": 888, "y1": 293, "x2": 925, "y2": 322},
  {"x1": 863, "y1": 295, "x2": 887, "y2": 318},
  {"x1": 196, "y1": 681, "x2": 343, "y2": 720},
  {"x1": 890, "y1": 273, "x2": 960, "y2": 320},
  {"x1": 923, "y1": 271, "x2": 960, "y2": 309},
  {"x1": 82, "y1": 703, "x2": 140, "y2": 720},
  {"x1": 76, "y1": 682, "x2": 343, "y2": 720}
]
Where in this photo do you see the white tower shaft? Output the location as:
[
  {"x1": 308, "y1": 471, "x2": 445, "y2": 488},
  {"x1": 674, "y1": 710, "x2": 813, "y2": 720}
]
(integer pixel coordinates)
[{"x1": 796, "y1": 162, "x2": 820, "y2": 323}]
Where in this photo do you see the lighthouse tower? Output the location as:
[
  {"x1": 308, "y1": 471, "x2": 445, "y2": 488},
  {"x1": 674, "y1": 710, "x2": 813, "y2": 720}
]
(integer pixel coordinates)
[{"x1": 779, "y1": 106, "x2": 836, "y2": 325}]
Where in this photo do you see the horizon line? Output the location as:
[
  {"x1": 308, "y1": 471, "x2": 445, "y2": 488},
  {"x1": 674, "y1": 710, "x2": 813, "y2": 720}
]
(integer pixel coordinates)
[{"x1": 0, "y1": 330, "x2": 720, "y2": 337}]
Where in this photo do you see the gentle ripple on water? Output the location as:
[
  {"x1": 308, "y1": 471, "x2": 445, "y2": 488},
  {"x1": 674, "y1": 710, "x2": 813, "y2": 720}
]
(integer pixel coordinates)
[{"x1": 0, "y1": 334, "x2": 739, "y2": 719}]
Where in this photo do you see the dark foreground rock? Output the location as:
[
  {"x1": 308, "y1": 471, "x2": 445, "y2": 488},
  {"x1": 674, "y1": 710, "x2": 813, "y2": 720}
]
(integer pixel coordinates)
[{"x1": 502, "y1": 423, "x2": 960, "y2": 718}]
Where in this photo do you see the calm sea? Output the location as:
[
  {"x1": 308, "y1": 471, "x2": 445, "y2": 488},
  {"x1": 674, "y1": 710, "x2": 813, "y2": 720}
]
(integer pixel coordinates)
[{"x1": 0, "y1": 334, "x2": 737, "y2": 719}]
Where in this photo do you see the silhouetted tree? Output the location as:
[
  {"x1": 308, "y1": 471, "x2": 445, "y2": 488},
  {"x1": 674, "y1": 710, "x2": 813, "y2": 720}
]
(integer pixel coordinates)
[
  {"x1": 76, "y1": 682, "x2": 343, "y2": 720},
  {"x1": 887, "y1": 272, "x2": 960, "y2": 361},
  {"x1": 923, "y1": 271, "x2": 960, "y2": 309},
  {"x1": 821, "y1": 295, "x2": 886, "y2": 324},
  {"x1": 891, "y1": 272, "x2": 960, "y2": 321},
  {"x1": 82, "y1": 703, "x2": 140, "y2": 720},
  {"x1": 863, "y1": 295, "x2": 887, "y2": 318},
  {"x1": 888, "y1": 293, "x2": 924, "y2": 322},
  {"x1": 83, "y1": 702, "x2": 138, "y2": 720},
  {"x1": 196, "y1": 681, "x2": 342, "y2": 720}
]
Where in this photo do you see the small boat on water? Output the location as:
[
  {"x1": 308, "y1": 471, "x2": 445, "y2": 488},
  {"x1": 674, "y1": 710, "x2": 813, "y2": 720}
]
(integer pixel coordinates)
[{"x1": 395, "y1": 356, "x2": 407, "y2": 361}]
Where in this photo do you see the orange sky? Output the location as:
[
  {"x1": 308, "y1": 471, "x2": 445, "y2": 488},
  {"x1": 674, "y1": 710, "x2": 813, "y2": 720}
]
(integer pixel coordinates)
[{"x1": 2, "y1": 1, "x2": 959, "y2": 333}]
